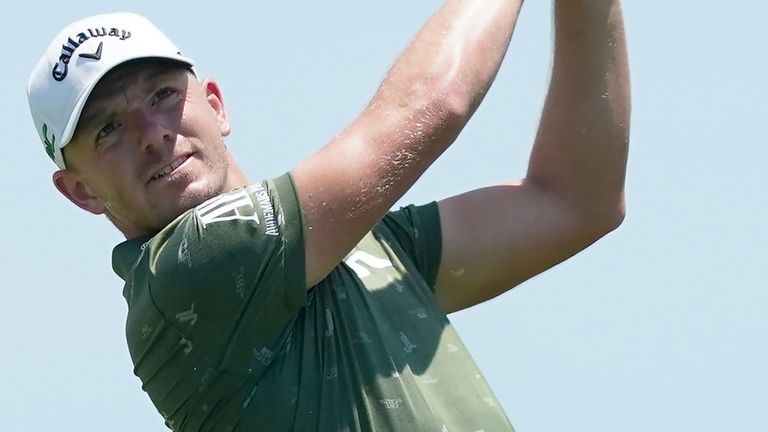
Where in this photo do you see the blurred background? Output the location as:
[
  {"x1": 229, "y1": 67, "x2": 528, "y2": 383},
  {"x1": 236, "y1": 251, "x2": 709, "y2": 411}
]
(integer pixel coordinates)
[{"x1": 1, "y1": 1, "x2": 765, "y2": 430}]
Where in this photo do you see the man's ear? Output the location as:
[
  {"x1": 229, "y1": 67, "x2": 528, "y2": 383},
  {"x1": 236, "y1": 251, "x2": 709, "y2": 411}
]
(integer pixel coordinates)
[
  {"x1": 52, "y1": 170, "x2": 106, "y2": 215},
  {"x1": 203, "y1": 78, "x2": 231, "y2": 137}
]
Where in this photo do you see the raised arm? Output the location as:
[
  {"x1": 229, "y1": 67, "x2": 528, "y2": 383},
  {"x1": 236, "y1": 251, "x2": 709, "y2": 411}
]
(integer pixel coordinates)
[
  {"x1": 435, "y1": 0, "x2": 631, "y2": 312},
  {"x1": 528, "y1": 0, "x2": 630, "y2": 218},
  {"x1": 291, "y1": 0, "x2": 525, "y2": 287}
]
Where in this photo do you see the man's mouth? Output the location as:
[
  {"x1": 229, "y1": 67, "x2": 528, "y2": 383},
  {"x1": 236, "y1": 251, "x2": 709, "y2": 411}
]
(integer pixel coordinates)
[{"x1": 149, "y1": 154, "x2": 192, "y2": 182}]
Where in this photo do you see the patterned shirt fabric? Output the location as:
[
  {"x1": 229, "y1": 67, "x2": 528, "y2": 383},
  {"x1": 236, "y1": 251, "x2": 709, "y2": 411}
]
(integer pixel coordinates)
[{"x1": 112, "y1": 173, "x2": 515, "y2": 432}]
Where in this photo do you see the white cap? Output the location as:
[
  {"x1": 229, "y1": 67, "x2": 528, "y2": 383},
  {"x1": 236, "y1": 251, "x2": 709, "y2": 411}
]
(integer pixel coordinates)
[{"x1": 27, "y1": 12, "x2": 195, "y2": 169}]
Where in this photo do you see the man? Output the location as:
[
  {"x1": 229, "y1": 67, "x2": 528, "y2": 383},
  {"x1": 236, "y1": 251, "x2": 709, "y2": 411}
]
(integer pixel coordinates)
[{"x1": 27, "y1": 0, "x2": 630, "y2": 430}]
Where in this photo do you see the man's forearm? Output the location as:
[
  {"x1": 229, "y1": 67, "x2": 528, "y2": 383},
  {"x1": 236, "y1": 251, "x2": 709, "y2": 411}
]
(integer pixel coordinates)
[{"x1": 527, "y1": 0, "x2": 631, "y2": 225}]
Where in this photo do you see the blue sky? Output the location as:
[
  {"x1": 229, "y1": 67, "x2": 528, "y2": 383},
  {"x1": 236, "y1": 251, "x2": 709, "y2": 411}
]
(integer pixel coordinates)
[{"x1": 1, "y1": 1, "x2": 766, "y2": 431}]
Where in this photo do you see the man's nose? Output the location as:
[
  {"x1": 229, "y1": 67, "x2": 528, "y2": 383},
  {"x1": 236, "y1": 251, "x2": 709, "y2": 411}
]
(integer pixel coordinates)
[{"x1": 133, "y1": 109, "x2": 174, "y2": 152}]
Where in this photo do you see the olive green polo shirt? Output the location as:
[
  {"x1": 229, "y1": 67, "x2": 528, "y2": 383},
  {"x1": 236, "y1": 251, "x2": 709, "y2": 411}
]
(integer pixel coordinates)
[{"x1": 113, "y1": 173, "x2": 514, "y2": 431}]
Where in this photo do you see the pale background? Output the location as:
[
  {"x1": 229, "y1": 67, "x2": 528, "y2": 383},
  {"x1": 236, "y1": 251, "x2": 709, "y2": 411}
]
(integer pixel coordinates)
[{"x1": 1, "y1": 1, "x2": 766, "y2": 431}]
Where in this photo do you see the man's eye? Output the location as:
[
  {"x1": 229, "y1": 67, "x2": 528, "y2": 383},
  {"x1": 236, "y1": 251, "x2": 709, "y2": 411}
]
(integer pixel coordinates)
[
  {"x1": 97, "y1": 122, "x2": 120, "y2": 142},
  {"x1": 152, "y1": 88, "x2": 178, "y2": 104}
]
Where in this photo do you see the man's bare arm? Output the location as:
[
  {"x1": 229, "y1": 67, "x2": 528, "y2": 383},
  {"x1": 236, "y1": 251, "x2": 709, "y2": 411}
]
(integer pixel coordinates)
[
  {"x1": 291, "y1": 0, "x2": 525, "y2": 287},
  {"x1": 529, "y1": 0, "x2": 630, "y2": 219},
  {"x1": 435, "y1": 0, "x2": 631, "y2": 312}
]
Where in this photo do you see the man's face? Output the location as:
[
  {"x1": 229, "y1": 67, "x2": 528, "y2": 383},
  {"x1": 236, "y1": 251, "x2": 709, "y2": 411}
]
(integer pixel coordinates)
[{"x1": 55, "y1": 62, "x2": 243, "y2": 237}]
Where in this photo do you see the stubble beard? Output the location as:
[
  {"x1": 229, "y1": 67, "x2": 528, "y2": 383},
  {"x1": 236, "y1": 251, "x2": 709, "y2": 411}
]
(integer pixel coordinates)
[{"x1": 107, "y1": 160, "x2": 230, "y2": 237}]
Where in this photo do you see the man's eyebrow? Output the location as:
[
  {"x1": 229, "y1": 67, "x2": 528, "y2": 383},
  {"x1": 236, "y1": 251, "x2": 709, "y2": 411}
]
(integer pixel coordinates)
[
  {"x1": 78, "y1": 93, "x2": 122, "y2": 132},
  {"x1": 147, "y1": 67, "x2": 183, "y2": 80},
  {"x1": 77, "y1": 106, "x2": 110, "y2": 134}
]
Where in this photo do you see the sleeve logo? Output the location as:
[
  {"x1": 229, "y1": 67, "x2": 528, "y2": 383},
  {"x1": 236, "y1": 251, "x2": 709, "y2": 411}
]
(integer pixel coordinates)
[
  {"x1": 194, "y1": 184, "x2": 279, "y2": 236},
  {"x1": 195, "y1": 189, "x2": 260, "y2": 227}
]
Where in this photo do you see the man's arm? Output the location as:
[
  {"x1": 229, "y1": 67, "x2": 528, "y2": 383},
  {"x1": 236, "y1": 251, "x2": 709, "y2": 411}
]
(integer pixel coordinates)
[
  {"x1": 435, "y1": 0, "x2": 631, "y2": 312},
  {"x1": 291, "y1": 0, "x2": 525, "y2": 287}
]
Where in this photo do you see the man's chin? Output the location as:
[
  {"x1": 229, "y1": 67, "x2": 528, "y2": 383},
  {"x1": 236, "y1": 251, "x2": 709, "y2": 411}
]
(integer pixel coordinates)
[
  {"x1": 144, "y1": 178, "x2": 229, "y2": 230},
  {"x1": 171, "y1": 182, "x2": 222, "y2": 214}
]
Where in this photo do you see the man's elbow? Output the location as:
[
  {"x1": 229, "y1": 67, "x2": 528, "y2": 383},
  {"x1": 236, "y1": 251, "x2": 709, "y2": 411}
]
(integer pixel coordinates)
[
  {"x1": 439, "y1": 79, "x2": 485, "y2": 128},
  {"x1": 589, "y1": 199, "x2": 626, "y2": 239},
  {"x1": 404, "y1": 87, "x2": 473, "y2": 147}
]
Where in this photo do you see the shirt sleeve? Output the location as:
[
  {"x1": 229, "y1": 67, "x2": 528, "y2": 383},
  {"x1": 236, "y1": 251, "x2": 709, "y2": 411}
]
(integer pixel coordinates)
[
  {"x1": 140, "y1": 173, "x2": 305, "y2": 367},
  {"x1": 379, "y1": 202, "x2": 442, "y2": 290}
]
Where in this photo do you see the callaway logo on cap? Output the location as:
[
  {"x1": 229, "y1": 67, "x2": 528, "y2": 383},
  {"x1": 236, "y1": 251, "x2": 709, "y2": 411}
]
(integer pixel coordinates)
[{"x1": 27, "y1": 12, "x2": 195, "y2": 169}]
